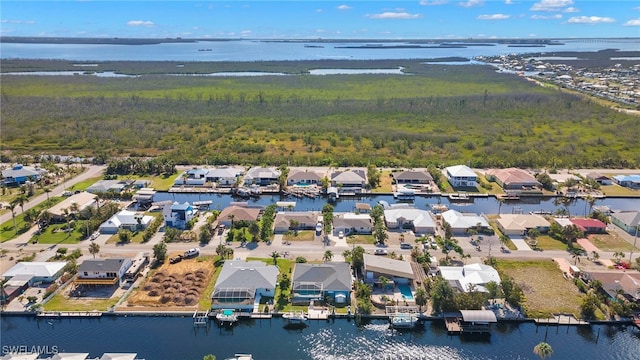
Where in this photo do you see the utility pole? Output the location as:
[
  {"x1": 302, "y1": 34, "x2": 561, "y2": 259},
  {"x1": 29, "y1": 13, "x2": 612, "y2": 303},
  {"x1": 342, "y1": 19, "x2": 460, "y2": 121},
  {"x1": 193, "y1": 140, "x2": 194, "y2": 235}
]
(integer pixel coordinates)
[{"x1": 629, "y1": 225, "x2": 638, "y2": 265}]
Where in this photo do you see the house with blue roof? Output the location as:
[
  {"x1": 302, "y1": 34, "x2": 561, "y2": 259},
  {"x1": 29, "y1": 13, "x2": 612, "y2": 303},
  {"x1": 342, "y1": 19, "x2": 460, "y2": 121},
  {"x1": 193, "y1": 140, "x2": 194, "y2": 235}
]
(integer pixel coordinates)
[
  {"x1": 1, "y1": 164, "x2": 46, "y2": 186},
  {"x1": 613, "y1": 174, "x2": 640, "y2": 189},
  {"x1": 163, "y1": 202, "x2": 196, "y2": 229}
]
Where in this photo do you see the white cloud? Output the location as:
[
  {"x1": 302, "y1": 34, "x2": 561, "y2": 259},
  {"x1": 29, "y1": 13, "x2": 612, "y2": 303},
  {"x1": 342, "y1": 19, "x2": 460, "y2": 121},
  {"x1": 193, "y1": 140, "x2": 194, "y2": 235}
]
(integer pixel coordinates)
[
  {"x1": 505, "y1": 0, "x2": 513, "y2": 4},
  {"x1": 367, "y1": 12, "x2": 422, "y2": 19},
  {"x1": 567, "y1": 16, "x2": 615, "y2": 24},
  {"x1": 458, "y1": 0, "x2": 483, "y2": 8},
  {"x1": 1, "y1": 19, "x2": 36, "y2": 24},
  {"x1": 563, "y1": 7, "x2": 579, "y2": 13},
  {"x1": 530, "y1": 0, "x2": 573, "y2": 12},
  {"x1": 419, "y1": 0, "x2": 447, "y2": 5},
  {"x1": 127, "y1": 20, "x2": 154, "y2": 27},
  {"x1": 240, "y1": 30, "x2": 252, "y2": 36},
  {"x1": 337, "y1": 5, "x2": 351, "y2": 10},
  {"x1": 623, "y1": 18, "x2": 640, "y2": 26},
  {"x1": 477, "y1": 14, "x2": 510, "y2": 20},
  {"x1": 531, "y1": 14, "x2": 562, "y2": 20}
]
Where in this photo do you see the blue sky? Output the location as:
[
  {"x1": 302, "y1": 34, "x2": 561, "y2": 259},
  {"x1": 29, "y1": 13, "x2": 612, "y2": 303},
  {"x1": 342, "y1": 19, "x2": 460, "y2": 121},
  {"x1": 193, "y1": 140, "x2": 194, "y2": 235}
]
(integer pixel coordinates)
[{"x1": 2, "y1": 1, "x2": 639, "y2": 39}]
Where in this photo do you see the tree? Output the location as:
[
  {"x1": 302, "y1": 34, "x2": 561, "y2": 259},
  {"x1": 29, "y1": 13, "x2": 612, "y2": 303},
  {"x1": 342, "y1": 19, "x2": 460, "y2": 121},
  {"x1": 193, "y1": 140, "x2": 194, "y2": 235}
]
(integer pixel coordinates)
[
  {"x1": 379, "y1": 276, "x2": 390, "y2": 292},
  {"x1": 373, "y1": 223, "x2": 388, "y2": 245},
  {"x1": 88, "y1": 242, "x2": 100, "y2": 259},
  {"x1": 5, "y1": 203, "x2": 18, "y2": 233},
  {"x1": 590, "y1": 251, "x2": 600, "y2": 263},
  {"x1": 580, "y1": 292, "x2": 600, "y2": 319},
  {"x1": 562, "y1": 224, "x2": 583, "y2": 248},
  {"x1": 118, "y1": 229, "x2": 132, "y2": 243},
  {"x1": 323, "y1": 250, "x2": 333, "y2": 262},
  {"x1": 533, "y1": 342, "x2": 553, "y2": 360},
  {"x1": 497, "y1": 197, "x2": 505, "y2": 215},
  {"x1": 14, "y1": 194, "x2": 28, "y2": 216},
  {"x1": 430, "y1": 276, "x2": 456, "y2": 314},
  {"x1": 270, "y1": 251, "x2": 280, "y2": 265},
  {"x1": 153, "y1": 241, "x2": 167, "y2": 263},
  {"x1": 351, "y1": 246, "x2": 365, "y2": 269},
  {"x1": 199, "y1": 224, "x2": 212, "y2": 244},
  {"x1": 203, "y1": 355, "x2": 216, "y2": 360},
  {"x1": 553, "y1": 196, "x2": 574, "y2": 218},
  {"x1": 414, "y1": 288, "x2": 428, "y2": 312},
  {"x1": 248, "y1": 221, "x2": 260, "y2": 241},
  {"x1": 613, "y1": 251, "x2": 625, "y2": 264}
]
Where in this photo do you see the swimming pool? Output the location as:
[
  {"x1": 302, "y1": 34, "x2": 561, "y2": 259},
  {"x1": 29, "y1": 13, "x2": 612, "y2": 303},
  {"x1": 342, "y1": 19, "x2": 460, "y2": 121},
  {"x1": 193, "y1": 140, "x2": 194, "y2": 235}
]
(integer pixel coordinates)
[{"x1": 398, "y1": 284, "x2": 414, "y2": 300}]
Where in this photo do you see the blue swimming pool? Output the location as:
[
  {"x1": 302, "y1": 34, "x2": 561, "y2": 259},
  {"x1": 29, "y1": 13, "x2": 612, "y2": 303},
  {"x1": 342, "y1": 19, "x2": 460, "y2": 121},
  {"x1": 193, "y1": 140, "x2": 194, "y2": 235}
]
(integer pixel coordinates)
[{"x1": 398, "y1": 284, "x2": 414, "y2": 300}]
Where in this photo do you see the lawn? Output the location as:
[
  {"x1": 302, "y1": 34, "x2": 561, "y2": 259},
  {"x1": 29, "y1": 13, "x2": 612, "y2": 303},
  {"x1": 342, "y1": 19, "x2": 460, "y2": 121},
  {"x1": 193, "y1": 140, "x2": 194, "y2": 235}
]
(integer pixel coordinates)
[
  {"x1": 198, "y1": 256, "x2": 223, "y2": 310},
  {"x1": 32, "y1": 223, "x2": 85, "y2": 244},
  {"x1": 599, "y1": 184, "x2": 640, "y2": 197},
  {"x1": 533, "y1": 235, "x2": 571, "y2": 251},
  {"x1": 44, "y1": 293, "x2": 119, "y2": 312},
  {"x1": 372, "y1": 170, "x2": 393, "y2": 193},
  {"x1": 247, "y1": 257, "x2": 294, "y2": 311},
  {"x1": 283, "y1": 230, "x2": 315, "y2": 241},
  {"x1": 66, "y1": 176, "x2": 103, "y2": 192},
  {"x1": 588, "y1": 233, "x2": 637, "y2": 252},
  {"x1": 117, "y1": 174, "x2": 179, "y2": 191},
  {"x1": 494, "y1": 259, "x2": 583, "y2": 318},
  {"x1": 0, "y1": 197, "x2": 65, "y2": 243},
  {"x1": 347, "y1": 234, "x2": 376, "y2": 245}
]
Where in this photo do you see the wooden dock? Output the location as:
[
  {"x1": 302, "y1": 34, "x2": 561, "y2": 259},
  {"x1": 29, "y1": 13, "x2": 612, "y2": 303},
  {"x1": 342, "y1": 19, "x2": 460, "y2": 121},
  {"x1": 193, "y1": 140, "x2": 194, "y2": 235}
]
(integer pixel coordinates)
[
  {"x1": 444, "y1": 317, "x2": 462, "y2": 333},
  {"x1": 38, "y1": 311, "x2": 102, "y2": 318},
  {"x1": 534, "y1": 315, "x2": 589, "y2": 326}
]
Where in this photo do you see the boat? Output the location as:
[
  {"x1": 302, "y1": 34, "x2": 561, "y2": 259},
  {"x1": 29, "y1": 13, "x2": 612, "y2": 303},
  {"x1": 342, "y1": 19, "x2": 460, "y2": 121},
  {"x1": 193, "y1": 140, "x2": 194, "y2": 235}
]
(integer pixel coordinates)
[
  {"x1": 394, "y1": 189, "x2": 416, "y2": 200},
  {"x1": 431, "y1": 204, "x2": 448, "y2": 213},
  {"x1": 225, "y1": 354, "x2": 253, "y2": 360},
  {"x1": 216, "y1": 309, "x2": 238, "y2": 325},
  {"x1": 282, "y1": 311, "x2": 308, "y2": 322},
  {"x1": 389, "y1": 313, "x2": 419, "y2": 329},
  {"x1": 448, "y1": 193, "x2": 474, "y2": 202}
]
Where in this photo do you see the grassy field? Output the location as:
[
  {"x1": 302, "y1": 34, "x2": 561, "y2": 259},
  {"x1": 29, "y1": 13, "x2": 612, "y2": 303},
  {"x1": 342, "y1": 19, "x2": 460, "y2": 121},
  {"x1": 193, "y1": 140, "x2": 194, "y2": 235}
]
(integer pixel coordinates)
[
  {"x1": 494, "y1": 259, "x2": 583, "y2": 318},
  {"x1": 283, "y1": 230, "x2": 315, "y2": 241},
  {"x1": 0, "y1": 197, "x2": 65, "y2": 243},
  {"x1": 534, "y1": 235, "x2": 571, "y2": 251},
  {"x1": 599, "y1": 184, "x2": 640, "y2": 197},
  {"x1": 588, "y1": 233, "x2": 637, "y2": 252},
  {"x1": 2, "y1": 60, "x2": 639, "y2": 169}
]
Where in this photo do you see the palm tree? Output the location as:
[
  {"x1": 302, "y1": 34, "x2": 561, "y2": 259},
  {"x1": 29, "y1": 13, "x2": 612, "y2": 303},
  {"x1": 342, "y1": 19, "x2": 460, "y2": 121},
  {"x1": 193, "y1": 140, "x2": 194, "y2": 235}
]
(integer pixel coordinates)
[
  {"x1": 585, "y1": 195, "x2": 597, "y2": 216},
  {"x1": 270, "y1": 251, "x2": 280, "y2": 265},
  {"x1": 89, "y1": 242, "x2": 100, "y2": 259},
  {"x1": 323, "y1": 250, "x2": 333, "y2": 262},
  {"x1": 15, "y1": 194, "x2": 28, "y2": 216},
  {"x1": 533, "y1": 342, "x2": 553, "y2": 360},
  {"x1": 591, "y1": 251, "x2": 600, "y2": 263},
  {"x1": 497, "y1": 197, "x2": 505, "y2": 215},
  {"x1": 613, "y1": 251, "x2": 625, "y2": 264},
  {"x1": 414, "y1": 288, "x2": 428, "y2": 312},
  {"x1": 5, "y1": 203, "x2": 18, "y2": 233},
  {"x1": 553, "y1": 196, "x2": 573, "y2": 218}
]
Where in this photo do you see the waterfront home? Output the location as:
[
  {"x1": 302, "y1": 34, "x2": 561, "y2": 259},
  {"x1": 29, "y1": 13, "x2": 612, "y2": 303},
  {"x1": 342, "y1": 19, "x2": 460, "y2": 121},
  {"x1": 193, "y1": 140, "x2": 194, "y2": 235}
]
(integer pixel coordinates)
[
  {"x1": 496, "y1": 214, "x2": 550, "y2": 236},
  {"x1": 76, "y1": 258, "x2": 132, "y2": 286},
  {"x1": 2, "y1": 262, "x2": 66, "y2": 284},
  {"x1": 613, "y1": 174, "x2": 640, "y2": 189},
  {"x1": 583, "y1": 271, "x2": 640, "y2": 304},
  {"x1": 438, "y1": 263, "x2": 501, "y2": 292},
  {"x1": 132, "y1": 188, "x2": 156, "y2": 206},
  {"x1": 1, "y1": 163, "x2": 46, "y2": 186},
  {"x1": 586, "y1": 172, "x2": 613, "y2": 185},
  {"x1": 383, "y1": 206, "x2": 436, "y2": 235},
  {"x1": 273, "y1": 211, "x2": 319, "y2": 233},
  {"x1": 291, "y1": 262, "x2": 352, "y2": 305},
  {"x1": 330, "y1": 169, "x2": 367, "y2": 193},
  {"x1": 332, "y1": 213, "x2": 373, "y2": 236},
  {"x1": 441, "y1": 210, "x2": 490, "y2": 235},
  {"x1": 162, "y1": 202, "x2": 196, "y2": 230},
  {"x1": 391, "y1": 170, "x2": 432, "y2": 185},
  {"x1": 217, "y1": 205, "x2": 261, "y2": 227},
  {"x1": 569, "y1": 218, "x2": 607, "y2": 234},
  {"x1": 485, "y1": 168, "x2": 540, "y2": 190},
  {"x1": 611, "y1": 210, "x2": 640, "y2": 235},
  {"x1": 363, "y1": 254, "x2": 414, "y2": 286},
  {"x1": 98, "y1": 210, "x2": 154, "y2": 234},
  {"x1": 211, "y1": 260, "x2": 278, "y2": 311},
  {"x1": 206, "y1": 166, "x2": 244, "y2": 186},
  {"x1": 444, "y1": 165, "x2": 477, "y2": 188},
  {"x1": 243, "y1": 167, "x2": 281, "y2": 186},
  {"x1": 287, "y1": 169, "x2": 323, "y2": 186},
  {"x1": 174, "y1": 167, "x2": 208, "y2": 186},
  {"x1": 86, "y1": 179, "x2": 132, "y2": 194},
  {"x1": 47, "y1": 192, "x2": 98, "y2": 222},
  {"x1": 1, "y1": 274, "x2": 31, "y2": 304}
]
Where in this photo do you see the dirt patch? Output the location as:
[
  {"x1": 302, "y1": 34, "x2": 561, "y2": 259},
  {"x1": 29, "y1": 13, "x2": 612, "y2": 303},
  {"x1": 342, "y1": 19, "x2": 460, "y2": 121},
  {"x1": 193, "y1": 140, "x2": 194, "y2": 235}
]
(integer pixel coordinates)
[{"x1": 125, "y1": 253, "x2": 213, "y2": 309}]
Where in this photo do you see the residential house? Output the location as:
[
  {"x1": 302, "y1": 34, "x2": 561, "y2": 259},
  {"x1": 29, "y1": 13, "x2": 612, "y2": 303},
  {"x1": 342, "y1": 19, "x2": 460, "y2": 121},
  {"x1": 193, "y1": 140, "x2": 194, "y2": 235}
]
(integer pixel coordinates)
[
  {"x1": 569, "y1": 218, "x2": 607, "y2": 234},
  {"x1": 485, "y1": 168, "x2": 540, "y2": 190},
  {"x1": 76, "y1": 258, "x2": 132, "y2": 286},
  {"x1": 611, "y1": 211, "x2": 640, "y2": 235},
  {"x1": 1, "y1": 163, "x2": 46, "y2": 186},
  {"x1": 211, "y1": 260, "x2": 279, "y2": 311},
  {"x1": 583, "y1": 271, "x2": 640, "y2": 304},
  {"x1": 47, "y1": 192, "x2": 98, "y2": 222},
  {"x1": 363, "y1": 254, "x2": 414, "y2": 285},
  {"x1": 444, "y1": 165, "x2": 478, "y2": 188},
  {"x1": 287, "y1": 169, "x2": 323, "y2": 186},
  {"x1": 392, "y1": 170, "x2": 432, "y2": 184},
  {"x1": 441, "y1": 210, "x2": 490, "y2": 235},
  {"x1": 330, "y1": 169, "x2": 367, "y2": 193},
  {"x1": 438, "y1": 263, "x2": 501, "y2": 292},
  {"x1": 291, "y1": 262, "x2": 352, "y2": 305},
  {"x1": 553, "y1": 217, "x2": 574, "y2": 228},
  {"x1": 206, "y1": 166, "x2": 244, "y2": 187},
  {"x1": 99, "y1": 210, "x2": 154, "y2": 234},
  {"x1": 496, "y1": 214, "x2": 550, "y2": 236},
  {"x1": 586, "y1": 172, "x2": 613, "y2": 185},
  {"x1": 217, "y1": 205, "x2": 261, "y2": 227},
  {"x1": 163, "y1": 202, "x2": 196, "y2": 230},
  {"x1": 132, "y1": 188, "x2": 156, "y2": 205},
  {"x1": 613, "y1": 174, "x2": 640, "y2": 189},
  {"x1": 86, "y1": 179, "x2": 132, "y2": 194},
  {"x1": 332, "y1": 213, "x2": 373, "y2": 236},
  {"x1": 174, "y1": 167, "x2": 208, "y2": 186},
  {"x1": 2, "y1": 262, "x2": 66, "y2": 284},
  {"x1": 383, "y1": 206, "x2": 436, "y2": 235},
  {"x1": 1, "y1": 274, "x2": 31, "y2": 305},
  {"x1": 243, "y1": 167, "x2": 281, "y2": 186},
  {"x1": 273, "y1": 211, "x2": 319, "y2": 233}
]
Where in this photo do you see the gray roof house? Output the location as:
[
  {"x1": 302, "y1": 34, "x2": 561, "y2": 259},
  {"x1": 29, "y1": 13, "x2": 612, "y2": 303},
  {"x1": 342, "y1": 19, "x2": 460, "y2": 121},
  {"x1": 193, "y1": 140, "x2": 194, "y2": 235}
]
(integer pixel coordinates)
[
  {"x1": 392, "y1": 170, "x2": 432, "y2": 184},
  {"x1": 287, "y1": 169, "x2": 323, "y2": 186},
  {"x1": 206, "y1": 166, "x2": 244, "y2": 186},
  {"x1": 330, "y1": 169, "x2": 367, "y2": 191},
  {"x1": 243, "y1": 167, "x2": 281, "y2": 186},
  {"x1": 211, "y1": 260, "x2": 279, "y2": 311},
  {"x1": 273, "y1": 211, "x2": 319, "y2": 233},
  {"x1": 363, "y1": 254, "x2": 414, "y2": 285},
  {"x1": 611, "y1": 211, "x2": 640, "y2": 235},
  {"x1": 77, "y1": 258, "x2": 132, "y2": 286},
  {"x1": 332, "y1": 213, "x2": 373, "y2": 236},
  {"x1": 291, "y1": 262, "x2": 352, "y2": 305}
]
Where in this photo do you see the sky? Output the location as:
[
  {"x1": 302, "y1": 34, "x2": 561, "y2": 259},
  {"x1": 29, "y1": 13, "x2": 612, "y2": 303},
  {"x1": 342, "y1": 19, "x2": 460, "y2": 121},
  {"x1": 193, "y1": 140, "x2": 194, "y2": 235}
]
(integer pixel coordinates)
[{"x1": 1, "y1": 1, "x2": 640, "y2": 39}]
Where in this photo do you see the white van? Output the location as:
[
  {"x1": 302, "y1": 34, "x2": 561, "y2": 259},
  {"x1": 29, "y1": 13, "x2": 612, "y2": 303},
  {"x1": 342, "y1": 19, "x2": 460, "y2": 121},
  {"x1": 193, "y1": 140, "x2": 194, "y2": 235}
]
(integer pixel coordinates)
[{"x1": 184, "y1": 248, "x2": 200, "y2": 258}]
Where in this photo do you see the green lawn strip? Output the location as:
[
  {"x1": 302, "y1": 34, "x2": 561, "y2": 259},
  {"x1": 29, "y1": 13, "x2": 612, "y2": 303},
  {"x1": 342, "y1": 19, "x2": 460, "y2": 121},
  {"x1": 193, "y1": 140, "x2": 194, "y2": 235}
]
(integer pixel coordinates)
[
  {"x1": 533, "y1": 235, "x2": 570, "y2": 251},
  {"x1": 283, "y1": 230, "x2": 314, "y2": 241},
  {"x1": 117, "y1": 174, "x2": 179, "y2": 191},
  {"x1": 589, "y1": 234, "x2": 637, "y2": 252},
  {"x1": 599, "y1": 184, "x2": 640, "y2": 197},
  {"x1": 66, "y1": 176, "x2": 103, "y2": 192},
  {"x1": 494, "y1": 259, "x2": 583, "y2": 318},
  {"x1": 372, "y1": 170, "x2": 393, "y2": 193},
  {"x1": 247, "y1": 257, "x2": 294, "y2": 312},
  {"x1": 347, "y1": 234, "x2": 376, "y2": 245},
  {"x1": 0, "y1": 197, "x2": 66, "y2": 243},
  {"x1": 44, "y1": 294, "x2": 119, "y2": 312},
  {"x1": 32, "y1": 223, "x2": 84, "y2": 244},
  {"x1": 197, "y1": 255, "x2": 223, "y2": 310}
]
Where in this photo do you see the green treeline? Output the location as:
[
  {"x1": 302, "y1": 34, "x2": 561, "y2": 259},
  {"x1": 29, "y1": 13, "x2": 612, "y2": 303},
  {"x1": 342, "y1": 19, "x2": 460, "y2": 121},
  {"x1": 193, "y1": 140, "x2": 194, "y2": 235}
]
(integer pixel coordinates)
[{"x1": 2, "y1": 64, "x2": 639, "y2": 168}]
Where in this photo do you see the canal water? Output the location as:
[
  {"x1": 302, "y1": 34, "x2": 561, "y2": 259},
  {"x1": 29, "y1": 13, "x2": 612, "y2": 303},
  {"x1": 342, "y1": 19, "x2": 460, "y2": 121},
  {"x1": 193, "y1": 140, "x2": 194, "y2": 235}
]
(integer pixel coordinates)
[{"x1": 1, "y1": 315, "x2": 639, "y2": 360}]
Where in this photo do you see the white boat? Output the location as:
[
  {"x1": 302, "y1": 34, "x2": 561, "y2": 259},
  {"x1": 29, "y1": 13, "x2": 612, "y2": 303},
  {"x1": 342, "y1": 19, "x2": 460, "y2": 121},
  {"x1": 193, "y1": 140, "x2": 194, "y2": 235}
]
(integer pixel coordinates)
[
  {"x1": 225, "y1": 354, "x2": 253, "y2": 360},
  {"x1": 390, "y1": 313, "x2": 419, "y2": 328},
  {"x1": 216, "y1": 309, "x2": 238, "y2": 324},
  {"x1": 282, "y1": 311, "x2": 308, "y2": 322}
]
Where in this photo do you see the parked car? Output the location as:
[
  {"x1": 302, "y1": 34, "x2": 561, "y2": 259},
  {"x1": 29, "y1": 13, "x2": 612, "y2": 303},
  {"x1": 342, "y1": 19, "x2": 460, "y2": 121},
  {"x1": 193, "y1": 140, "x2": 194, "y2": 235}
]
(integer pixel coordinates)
[
  {"x1": 374, "y1": 249, "x2": 388, "y2": 256},
  {"x1": 400, "y1": 243, "x2": 413, "y2": 250},
  {"x1": 184, "y1": 248, "x2": 200, "y2": 258},
  {"x1": 217, "y1": 224, "x2": 226, "y2": 235},
  {"x1": 338, "y1": 231, "x2": 344, "y2": 239},
  {"x1": 169, "y1": 255, "x2": 183, "y2": 264},
  {"x1": 315, "y1": 223, "x2": 323, "y2": 235}
]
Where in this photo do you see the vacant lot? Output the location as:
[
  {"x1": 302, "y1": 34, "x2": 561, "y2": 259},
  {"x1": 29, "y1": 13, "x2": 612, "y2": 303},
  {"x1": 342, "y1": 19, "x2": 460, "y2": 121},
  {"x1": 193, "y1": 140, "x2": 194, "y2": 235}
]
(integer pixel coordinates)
[
  {"x1": 589, "y1": 233, "x2": 637, "y2": 252},
  {"x1": 495, "y1": 259, "x2": 582, "y2": 318}
]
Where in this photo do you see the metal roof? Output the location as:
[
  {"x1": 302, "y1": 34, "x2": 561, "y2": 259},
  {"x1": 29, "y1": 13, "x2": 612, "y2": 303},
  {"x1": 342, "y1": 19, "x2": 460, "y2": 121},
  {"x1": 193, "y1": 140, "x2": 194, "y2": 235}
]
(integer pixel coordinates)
[{"x1": 460, "y1": 310, "x2": 497, "y2": 323}]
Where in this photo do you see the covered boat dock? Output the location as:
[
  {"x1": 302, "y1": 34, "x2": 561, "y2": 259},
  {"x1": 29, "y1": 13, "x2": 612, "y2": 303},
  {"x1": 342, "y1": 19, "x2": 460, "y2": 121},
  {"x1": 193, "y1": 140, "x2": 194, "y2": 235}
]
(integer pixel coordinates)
[{"x1": 445, "y1": 310, "x2": 497, "y2": 334}]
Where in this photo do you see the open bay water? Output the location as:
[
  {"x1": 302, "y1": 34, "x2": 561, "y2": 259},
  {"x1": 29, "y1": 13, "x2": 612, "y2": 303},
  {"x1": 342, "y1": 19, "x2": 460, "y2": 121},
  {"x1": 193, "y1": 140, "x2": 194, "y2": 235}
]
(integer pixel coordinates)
[
  {"x1": 1, "y1": 39, "x2": 639, "y2": 62},
  {"x1": 1, "y1": 315, "x2": 639, "y2": 360}
]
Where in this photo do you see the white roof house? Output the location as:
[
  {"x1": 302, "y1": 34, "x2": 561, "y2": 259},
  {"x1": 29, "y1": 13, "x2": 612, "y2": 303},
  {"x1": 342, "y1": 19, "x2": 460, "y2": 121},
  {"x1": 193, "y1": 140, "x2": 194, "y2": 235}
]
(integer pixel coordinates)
[
  {"x1": 332, "y1": 213, "x2": 373, "y2": 235},
  {"x1": 496, "y1": 214, "x2": 550, "y2": 236},
  {"x1": 441, "y1": 210, "x2": 489, "y2": 234},
  {"x1": 384, "y1": 207, "x2": 436, "y2": 234},
  {"x1": 553, "y1": 217, "x2": 574, "y2": 228},
  {"x1": 47, "y1": 192, "x2": 97, "y2": 218},
  {"x1": 438, "y1": 263, "x2": 501, "y2": 292},
  {"x1": 445, "y1": 165, "x2": 478, "y2": 187},
  {"x1": 243, "y1": 167, "x2": 281, "y2": 185},
  {"x1": 99, "y1": 210, "x2": 154, "y2": 234},
  {"x1": 3, "y1": 262, "x2": 66, "y2": 283}
]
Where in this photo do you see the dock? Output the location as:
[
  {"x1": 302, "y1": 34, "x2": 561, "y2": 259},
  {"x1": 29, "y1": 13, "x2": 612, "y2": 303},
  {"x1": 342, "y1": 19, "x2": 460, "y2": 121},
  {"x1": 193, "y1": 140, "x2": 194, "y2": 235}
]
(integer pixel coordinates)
[
  {"x1": 445, "y1": 310, "x2": 497, "y2": 334},
  {"x1": 193, "y1": 309, "x2": 209, "y2": 327},
  {"x1": 534, "y1": 314, "x2": 589, "y2": 326},
  {"x1": 38, "y1": 311, "x2": 102, "y2": 318}
]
